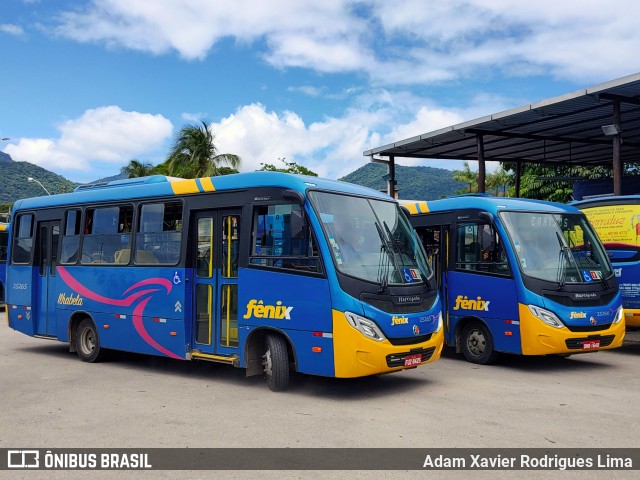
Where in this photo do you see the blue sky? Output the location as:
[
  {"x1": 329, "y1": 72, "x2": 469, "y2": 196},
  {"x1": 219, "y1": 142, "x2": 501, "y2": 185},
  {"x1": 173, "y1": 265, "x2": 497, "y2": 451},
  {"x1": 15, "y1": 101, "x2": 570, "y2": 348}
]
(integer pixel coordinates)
[{"x1": 2, "y1": 0, "x2": 640, "y2": 183}]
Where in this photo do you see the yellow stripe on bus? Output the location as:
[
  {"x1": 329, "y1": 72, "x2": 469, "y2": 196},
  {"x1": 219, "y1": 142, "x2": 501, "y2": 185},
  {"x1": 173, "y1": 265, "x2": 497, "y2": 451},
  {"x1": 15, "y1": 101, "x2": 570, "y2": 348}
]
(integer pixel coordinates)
[
  {"x1": 405, "y1": 201, "x2": 429, "y2": 215},
  {"x1": 170, "y1": 179, "x2": 200, "y2": 195},
  {"x1": 200, "y1": 177, "x2": 216, "y2": 192}
]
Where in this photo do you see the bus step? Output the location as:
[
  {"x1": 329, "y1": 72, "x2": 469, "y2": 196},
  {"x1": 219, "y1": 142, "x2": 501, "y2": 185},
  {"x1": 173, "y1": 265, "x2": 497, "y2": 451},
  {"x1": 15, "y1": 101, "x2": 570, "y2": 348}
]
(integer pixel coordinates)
[
  {"x1": 191, "y1": 351, "x2": 239, "y2": 367},
  {"x1": 33, "y1": 335, "x2": 58, "y2": 341}
]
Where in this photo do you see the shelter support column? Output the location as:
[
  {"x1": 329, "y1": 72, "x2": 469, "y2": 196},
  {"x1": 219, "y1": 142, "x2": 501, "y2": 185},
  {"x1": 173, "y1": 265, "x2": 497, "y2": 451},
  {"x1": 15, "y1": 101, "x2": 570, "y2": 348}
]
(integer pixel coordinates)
[
  {"x1": 515, "y1": 162, "x2": 522, "y2": 197},
  {"x1": 612, "y1": 98, "x2": 622, "y2": 196},
  {"x1": 388, "y1": 155, "x2": 396, "y2": 198},
  {"x1": 476, "y1": 134, "x2": 486, "y2": 193}
]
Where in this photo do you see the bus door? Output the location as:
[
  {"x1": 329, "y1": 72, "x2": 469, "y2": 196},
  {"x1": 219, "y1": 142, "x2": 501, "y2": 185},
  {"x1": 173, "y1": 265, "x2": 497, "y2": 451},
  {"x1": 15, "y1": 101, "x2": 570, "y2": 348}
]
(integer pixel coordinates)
[
  {"x1": 193, "y1": 209, "x2": 241, "y2": 357},
  {"x1": 450, "y1": 217, "x2": 520, "y2": 354},
  {"x1": 420, "y1": 225, "x2": 450, "y2": 333},
  {"x1": 34, "y1": 220, "x2": 60, "y2": 336}
]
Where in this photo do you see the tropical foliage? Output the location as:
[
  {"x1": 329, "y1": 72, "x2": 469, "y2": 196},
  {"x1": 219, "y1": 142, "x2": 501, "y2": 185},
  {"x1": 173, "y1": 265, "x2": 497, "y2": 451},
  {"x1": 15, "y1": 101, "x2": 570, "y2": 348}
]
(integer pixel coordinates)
[
  {"x1": 258, "y1": 159, "x2": 318, "y2": 176},
  {"x1": 120, "y1": 159, "x2": 155, "y2": 178},
  {"x1": 166, "y1": 121, "x2": 240, "y2": 178},
  {"x1": 503, "y1": 163, "x2": 614, "y2": 203},
  {"x1": 451, "y1": 162, "x2": 512, "y2": 196}
]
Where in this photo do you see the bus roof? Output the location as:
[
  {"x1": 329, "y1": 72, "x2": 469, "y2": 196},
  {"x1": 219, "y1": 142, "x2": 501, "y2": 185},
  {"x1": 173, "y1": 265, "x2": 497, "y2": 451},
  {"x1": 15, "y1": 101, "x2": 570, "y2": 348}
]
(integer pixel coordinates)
[
  {"x1": 572, "y1": 195, "x2": 640, "y2": 208},
  {"x1": 401, "y1": 194, "x2": 581, "y2": 216},
  {"x1": 11, "y1": 171, "x2": 393, "y2": 212}
]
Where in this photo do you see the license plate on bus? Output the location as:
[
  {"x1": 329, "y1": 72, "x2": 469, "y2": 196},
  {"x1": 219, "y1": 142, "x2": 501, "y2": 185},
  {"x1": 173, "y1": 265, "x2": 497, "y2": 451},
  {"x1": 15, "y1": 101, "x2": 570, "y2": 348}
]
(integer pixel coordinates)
[
  {"x1": 404, "y1": 354, "x2": 422, "y2": 367},
  {"x1": 582, "y1": 340, "x2": 600, "y2": 349}
]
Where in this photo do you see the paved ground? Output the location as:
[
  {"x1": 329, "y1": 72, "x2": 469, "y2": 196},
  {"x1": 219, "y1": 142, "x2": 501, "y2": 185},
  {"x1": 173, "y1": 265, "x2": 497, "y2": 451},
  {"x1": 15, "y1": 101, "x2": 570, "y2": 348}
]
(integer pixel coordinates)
[{"x1": 1, "y1": 314, "x2": 638, "y2": 479}]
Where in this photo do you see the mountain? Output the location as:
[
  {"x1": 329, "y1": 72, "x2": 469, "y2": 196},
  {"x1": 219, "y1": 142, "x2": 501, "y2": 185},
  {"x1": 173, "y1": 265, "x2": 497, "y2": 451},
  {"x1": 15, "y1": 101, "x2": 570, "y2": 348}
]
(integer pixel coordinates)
[
  {"x1": 340, "y1": 163, "x2": 465, "y2": 200},
  {"x1": 0, "y1": 159, "x2": 78, "y2": 203}
]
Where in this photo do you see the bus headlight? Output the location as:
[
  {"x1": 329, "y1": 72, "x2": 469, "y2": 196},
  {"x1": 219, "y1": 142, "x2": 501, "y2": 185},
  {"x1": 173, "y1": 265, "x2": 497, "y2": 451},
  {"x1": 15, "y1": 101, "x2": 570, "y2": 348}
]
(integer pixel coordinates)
[
  {"x1": 613, "y1": 306, "x2": 624, "y2": 324},
  {"x1": 528, "y1": 305, "x2": 564, "y2": 329},
  {"x1": 436, "y1": 311, "x2": 443, "y2": 332},
  {"x1": 344, "y1": 312, "x2": 386, "y2": 342}
]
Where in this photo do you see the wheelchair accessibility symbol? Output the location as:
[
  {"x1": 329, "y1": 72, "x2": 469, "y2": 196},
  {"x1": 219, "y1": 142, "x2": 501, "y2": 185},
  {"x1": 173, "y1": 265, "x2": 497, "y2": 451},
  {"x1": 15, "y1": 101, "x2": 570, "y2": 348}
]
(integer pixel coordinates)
[
  {"x1": 402, "y1": 268, "x2": 414, "y2": 283},
  {"x1": 173, "y1": 271, "x2": 182, "y2": 285},
  {"x1": 582, "y1": 270, "x2": 593, "y2": 282}
]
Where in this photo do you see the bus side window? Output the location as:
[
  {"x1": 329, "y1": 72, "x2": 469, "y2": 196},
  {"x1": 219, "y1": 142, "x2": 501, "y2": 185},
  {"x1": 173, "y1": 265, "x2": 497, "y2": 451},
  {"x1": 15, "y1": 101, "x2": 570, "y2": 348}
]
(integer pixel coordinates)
[
  {"x1": 81, "y1": 205, "x2": 133, "y2": 264},
  {"x1": 11, "y1": 214, "x2": 34, "y2": 264},
  {"x1": 135, "y1": 202, "x2": 183, "y2": 265},
  {"x1": 249, "y1": 204, "x2": 321, "y2": 273},
  {"x1": 456, "y1": 222, "x2": 509, "y2": 275},
  {"x1": 61, "y1": 209, "x2": 82, "y2": 264}
]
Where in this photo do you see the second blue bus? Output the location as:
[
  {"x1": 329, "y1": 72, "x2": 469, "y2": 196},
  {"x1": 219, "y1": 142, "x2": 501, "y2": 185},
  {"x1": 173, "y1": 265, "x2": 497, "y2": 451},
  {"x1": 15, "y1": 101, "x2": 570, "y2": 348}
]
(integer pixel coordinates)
[{"x1": 403, "y1": 195, "x2": 624, "y2": 364}]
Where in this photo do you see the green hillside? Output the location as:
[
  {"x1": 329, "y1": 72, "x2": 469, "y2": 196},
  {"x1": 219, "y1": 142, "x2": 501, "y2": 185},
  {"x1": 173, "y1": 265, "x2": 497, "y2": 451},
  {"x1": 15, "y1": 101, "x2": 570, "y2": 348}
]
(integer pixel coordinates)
[
  {"x1": 0, "y1": 161, "x2": 78, "y2": 203},
  {"x1": 340, "y1": 163, "x2": 464, "y2": 200}
]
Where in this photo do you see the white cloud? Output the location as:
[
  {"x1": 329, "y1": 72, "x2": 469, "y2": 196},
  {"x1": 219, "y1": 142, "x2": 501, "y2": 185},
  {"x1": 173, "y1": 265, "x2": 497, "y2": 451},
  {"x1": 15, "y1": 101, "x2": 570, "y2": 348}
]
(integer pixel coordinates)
[
  {"x1": 209, "y1": 89, "x2": 510, "y2": 180},
  {"x1": 4, "y1": 106, "x2": 173, "y2": 182},
  {"x1": 0, "y1": 24, "x2": 25, "y2": 36},
  {"x1": 51, "y1": 0, "x2": 640, "y2": 84}
]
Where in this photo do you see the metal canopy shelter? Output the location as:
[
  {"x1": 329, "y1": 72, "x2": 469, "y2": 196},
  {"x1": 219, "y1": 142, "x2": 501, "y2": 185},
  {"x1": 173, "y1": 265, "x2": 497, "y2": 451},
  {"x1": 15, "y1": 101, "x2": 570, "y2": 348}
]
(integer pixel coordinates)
[{"x1": 364, "y1": 72, "x2": 640, "y2": 197}]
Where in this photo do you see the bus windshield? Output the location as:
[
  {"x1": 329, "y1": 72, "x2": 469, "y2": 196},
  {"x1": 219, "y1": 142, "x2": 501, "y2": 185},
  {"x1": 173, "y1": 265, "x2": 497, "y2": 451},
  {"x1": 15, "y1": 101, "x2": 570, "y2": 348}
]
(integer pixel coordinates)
[
  {"x1": 500, "y1": 211, "x2": 613, "y2": 284},
  {"x1": 309, "y1": 191, "x2": 432, "y2": 286}
]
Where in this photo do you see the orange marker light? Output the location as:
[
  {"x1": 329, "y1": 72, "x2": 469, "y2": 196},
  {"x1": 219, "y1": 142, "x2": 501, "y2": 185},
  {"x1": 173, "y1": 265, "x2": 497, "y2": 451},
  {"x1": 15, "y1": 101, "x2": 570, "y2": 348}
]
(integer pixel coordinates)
[
  {"x1": 170, "y1": 332, "x2": 177, "y2": 336},
  {"x1": 312, "y1": 347, "x2": 322, "y2": 353},
  {"x1": 103, "y1": 325, "x2": 110, "y2": 329},
  {"x1": 505, "y1": 331, "x2": 513, "y2": 336}
]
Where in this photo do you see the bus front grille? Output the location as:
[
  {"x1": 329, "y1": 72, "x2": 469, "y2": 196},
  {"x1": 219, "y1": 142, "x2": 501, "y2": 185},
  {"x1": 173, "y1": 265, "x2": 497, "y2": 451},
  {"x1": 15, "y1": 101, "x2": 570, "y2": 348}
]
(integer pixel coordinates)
[
  {"x1": 386, "y1": 347, "x2": 435, "y2": 368},
  {"x1": 565, "y1": 335, "x2": 615, "y2": 349},
  {"x1": 387, "y1": 333, "x2": 433, "y2": 346},
  {"x1": 566, "y1": 323, "x2": 612, "y2": 332}
]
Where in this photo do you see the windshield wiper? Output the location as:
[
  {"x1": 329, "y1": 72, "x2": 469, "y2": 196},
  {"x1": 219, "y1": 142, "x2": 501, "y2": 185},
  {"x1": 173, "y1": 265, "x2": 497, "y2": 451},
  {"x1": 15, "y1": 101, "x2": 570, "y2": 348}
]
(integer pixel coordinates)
[
  {"x1": 375, "y1": 221, "x2": 400, "y2": 293},
  {"x1": 555, "y1": 231, "x2": 571, "y2": 291},
  {"x1": 562, "y1": 229, "x2": 609, "y2": 289}
]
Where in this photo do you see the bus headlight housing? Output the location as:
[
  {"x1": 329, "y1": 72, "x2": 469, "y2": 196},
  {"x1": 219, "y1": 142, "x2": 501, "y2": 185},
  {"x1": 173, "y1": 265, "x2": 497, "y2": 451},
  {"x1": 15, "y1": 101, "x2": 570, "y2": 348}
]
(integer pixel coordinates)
[
  {"x1": 528, "y1": 305, "x2": 564, "y2": 329},
  {"x1": 344, "y1": 312, "x2": 386, "y2": 342},
  {"x1": 613, "y1": 306, "x2": 624, "y2": 324},
  {"x1": 436, "y1": 311, "x2": 443, "y2": 332}
]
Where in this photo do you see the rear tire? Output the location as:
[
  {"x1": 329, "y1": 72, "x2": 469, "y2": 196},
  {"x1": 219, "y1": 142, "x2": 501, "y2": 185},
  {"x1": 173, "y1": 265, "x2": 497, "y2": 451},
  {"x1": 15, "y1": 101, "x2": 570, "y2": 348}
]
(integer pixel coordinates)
[
  {"x1": 75, "y1": 319, "x2": 107, "y2": 362},
  {"x1": 461, "y1": 321, "x2": 498, "y2": 364},
  {"x1": 263, "y1": 334, "x2": 290, "y2": 391}
]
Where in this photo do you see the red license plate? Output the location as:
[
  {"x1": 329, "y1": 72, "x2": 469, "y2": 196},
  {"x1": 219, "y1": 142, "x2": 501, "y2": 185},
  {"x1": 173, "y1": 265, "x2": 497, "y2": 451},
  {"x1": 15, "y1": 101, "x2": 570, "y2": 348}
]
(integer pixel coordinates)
[
  {"x1": 582, "y1": 340, "x2": 600, "y2": 349},
  {"x1": 404, "y1": 354, "x2": 423, "y2": 367}
]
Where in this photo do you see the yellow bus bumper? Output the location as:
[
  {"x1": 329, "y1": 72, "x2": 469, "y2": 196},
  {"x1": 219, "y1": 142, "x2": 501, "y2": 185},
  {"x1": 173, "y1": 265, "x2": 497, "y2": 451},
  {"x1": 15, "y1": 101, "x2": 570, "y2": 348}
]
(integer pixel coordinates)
[
  {"x1": 519, "y1": 304, "x2": 625, "y2": 355},
  {"x1": 332, "y1": 310, "x2": 444, "y2": 378},
  {"x1": 624, "y1": 309, "x2": 640, "y2": 328}
]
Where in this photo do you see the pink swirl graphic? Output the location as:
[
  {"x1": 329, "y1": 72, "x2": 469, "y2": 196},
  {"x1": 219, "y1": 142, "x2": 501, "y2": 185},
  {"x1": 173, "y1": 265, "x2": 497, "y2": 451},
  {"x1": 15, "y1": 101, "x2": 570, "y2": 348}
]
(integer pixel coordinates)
[{"x1": 58, "y1": 266, "x2": 181, "y2": 359}]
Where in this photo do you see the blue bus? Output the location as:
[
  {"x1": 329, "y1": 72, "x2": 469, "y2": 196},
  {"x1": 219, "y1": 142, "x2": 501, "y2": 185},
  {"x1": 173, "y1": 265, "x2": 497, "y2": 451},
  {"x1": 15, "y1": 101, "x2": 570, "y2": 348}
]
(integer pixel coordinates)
[
  {"x1": 6, "y1": 172, "x2": 443, "y2": 390},
  {"x1": 0, "y1": 222, "x2": 8, "y2": 307},
  {"x1": 574, "y1": 196, "x2": 640, "y2": 328},
  {"x1": 402, "y1": 195, "x2": 624, "y2": 364}
]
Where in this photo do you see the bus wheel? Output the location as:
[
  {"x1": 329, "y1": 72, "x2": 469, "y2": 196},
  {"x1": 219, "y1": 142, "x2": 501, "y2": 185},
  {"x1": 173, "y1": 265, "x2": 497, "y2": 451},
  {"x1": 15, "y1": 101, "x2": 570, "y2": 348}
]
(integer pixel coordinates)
[
  {"x1": 76, "y1": 319, "x2": 107, "y2": 363},
  {"x1": 461, "y1": 322, "x2": 497, "y2": 365},
  {"x1": 263, "y1": 334, "x2": 290, "y2": 392}
]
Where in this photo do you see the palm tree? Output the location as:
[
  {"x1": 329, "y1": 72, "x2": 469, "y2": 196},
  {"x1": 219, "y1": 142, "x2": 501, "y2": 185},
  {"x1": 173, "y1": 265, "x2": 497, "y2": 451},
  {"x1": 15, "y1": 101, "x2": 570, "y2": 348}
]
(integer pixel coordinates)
[
  {"x1": 452, "y1": 161, "x2": 478, "y2": 194},
  {"x1": 121, "y1": 159, "x2": 155, "y2": 178},
  {"x1": 487, "y1": 167, "x2": 511, "y2": 196},
  {"x1": 166, "y1": 121, "x2": 240, "y2": 178}
]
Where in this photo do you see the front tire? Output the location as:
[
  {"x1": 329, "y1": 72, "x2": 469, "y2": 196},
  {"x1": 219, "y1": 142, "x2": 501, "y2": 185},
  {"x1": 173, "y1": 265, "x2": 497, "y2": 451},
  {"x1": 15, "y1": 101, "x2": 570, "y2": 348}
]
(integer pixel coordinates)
[
  {"x1": 75, "y1": 319, "x2": 107, "y2": 362},
  {"x1": 461, "y1": 321, "x2": 498, "y2": 364},
  {"x1": 263, "y1": 334, "x2": 290, "y2": 391}
]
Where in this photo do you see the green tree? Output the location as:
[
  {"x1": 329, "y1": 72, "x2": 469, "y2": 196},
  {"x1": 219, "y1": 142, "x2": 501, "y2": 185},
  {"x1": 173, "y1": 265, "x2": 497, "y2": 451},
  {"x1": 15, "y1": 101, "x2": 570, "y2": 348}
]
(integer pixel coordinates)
[
  {"x1": 452, "y1": 161, "x2": 478, "y2": 194},
  {"x1": 166, "y1": 121, "x2": 240, "y2": 178},
  {"x1": 121, "y1": 159, "x2": 155, "y2": 178},
  {"x1": 258, "y1": 159, "x2": 318, "y2": 176},
  {"x1": 486, "y1": 166, "x2": 511, "y2": 196},
  {"x1": 0, "y1": 202, "x2": 12, "y2": 222},
  {"x1": 504, "y1": 163, "x2": 614, "y2": 202}
]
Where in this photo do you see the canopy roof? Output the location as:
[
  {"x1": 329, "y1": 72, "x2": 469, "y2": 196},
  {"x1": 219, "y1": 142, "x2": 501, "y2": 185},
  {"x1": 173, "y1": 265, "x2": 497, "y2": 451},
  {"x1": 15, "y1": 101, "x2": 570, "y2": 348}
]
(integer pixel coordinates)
[{"x1": 364, "y1": 72, "x2": 640, "y2": 167}]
